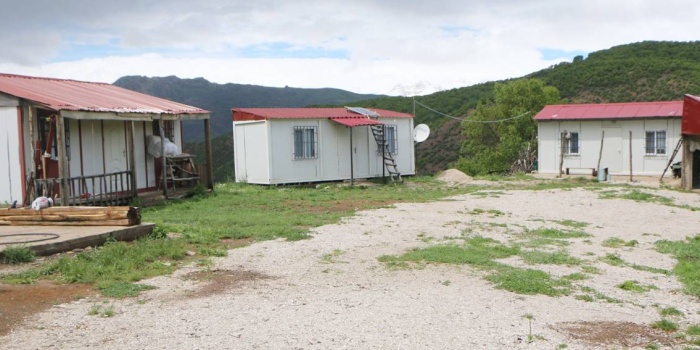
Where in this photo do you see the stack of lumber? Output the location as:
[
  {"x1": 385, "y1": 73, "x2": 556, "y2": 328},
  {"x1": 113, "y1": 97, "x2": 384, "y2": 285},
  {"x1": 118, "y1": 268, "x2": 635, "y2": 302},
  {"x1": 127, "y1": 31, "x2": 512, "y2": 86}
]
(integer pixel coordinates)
[{"x1": 0, "y1": 206, "x2": 141, "y2": 226}]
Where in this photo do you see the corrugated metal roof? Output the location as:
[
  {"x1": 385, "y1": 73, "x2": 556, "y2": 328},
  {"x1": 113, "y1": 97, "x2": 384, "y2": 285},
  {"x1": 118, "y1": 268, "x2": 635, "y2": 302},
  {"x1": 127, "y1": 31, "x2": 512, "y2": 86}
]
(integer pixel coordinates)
[
  {"x1": 232, "y1": 107, "x2": 413, "y2": 121},
  {"x1": 331, "y1": 117, "x2": 384, "y2": 127},
  {"x1": 534, "y1": 101, "x2": 683, "y2": 121},
  {"x1": 0, "y1": 73, "x2": 209, "y2": 115}
]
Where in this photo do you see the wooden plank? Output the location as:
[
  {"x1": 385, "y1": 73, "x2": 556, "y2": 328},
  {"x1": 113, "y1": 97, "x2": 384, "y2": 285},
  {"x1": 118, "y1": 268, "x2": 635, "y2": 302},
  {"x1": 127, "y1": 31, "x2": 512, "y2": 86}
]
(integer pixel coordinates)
[
  {"x1": 0, "y1": 208, "x2": 132, "y2": 216},
  {"x1": 0, "y1": 219, "x2": 134, "y2": 226}
]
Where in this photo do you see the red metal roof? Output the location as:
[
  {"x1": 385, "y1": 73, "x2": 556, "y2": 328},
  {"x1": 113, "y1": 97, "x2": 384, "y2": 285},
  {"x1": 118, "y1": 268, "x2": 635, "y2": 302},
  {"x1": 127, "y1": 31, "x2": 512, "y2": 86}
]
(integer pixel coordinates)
[
  {"x1": 0, "y1": 73, "x2": 209, "y2": 115},
  {"x1": 534, "y1": 101, "x2": 683, "y2": 121},
  {"x1": 232, "y1": 107, "x2": 413, "y2": 121},
  {"x1": 682, "y1": 94, "x2": 700, "y2": 135},
  {"x1": 331, "y1": 117, "x2": 384, "y2": 127}
]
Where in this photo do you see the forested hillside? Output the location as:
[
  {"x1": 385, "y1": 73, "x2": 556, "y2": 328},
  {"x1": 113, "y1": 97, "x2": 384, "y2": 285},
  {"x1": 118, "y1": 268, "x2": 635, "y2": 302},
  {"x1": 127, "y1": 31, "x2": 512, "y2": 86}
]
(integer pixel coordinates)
[
  {"x1": 113, "y1": 75, "x2": 384, "y2": 140},
  {"x1": 116, "y1": 41, "x2": 700, "y2": 181}
]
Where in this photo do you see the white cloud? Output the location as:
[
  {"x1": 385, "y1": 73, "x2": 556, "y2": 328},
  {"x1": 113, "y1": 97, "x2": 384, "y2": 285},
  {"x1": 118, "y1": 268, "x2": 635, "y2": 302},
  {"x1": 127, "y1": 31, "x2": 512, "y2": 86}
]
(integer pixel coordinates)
[{"x1": 1, "y1": 0, "x2": 699, "y2": 95}]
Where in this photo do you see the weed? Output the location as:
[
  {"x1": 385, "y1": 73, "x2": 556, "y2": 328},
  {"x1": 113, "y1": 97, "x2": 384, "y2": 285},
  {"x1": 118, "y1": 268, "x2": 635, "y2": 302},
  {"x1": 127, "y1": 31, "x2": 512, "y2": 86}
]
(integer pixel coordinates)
[
  {"x1": 553, "y1": 220, "x2": 589, "y2": 229},
  {"x1": 102, "y1": 305, "x2": 115, "y2": 317},
  {"x1": 198, "y1": 247, "x2": 228, "y2": 257},
  {"x1": 630, "y1": 264, "x2": 670, "y2": 275},
  {"x1": 601, "y1": 253, "x2": 625, "y2": 266},
  {"x1": 522, "y1": 314, "x2": 535, "y2": 342},
  {"x1": 562, "y1": 273, "x2": 588, "y2": 281},
  {"x1": 321, "y1": 249, "x2": 345, "y2": 264},
  {"x1": 524, "y1": 228, "x2": 590, "y2": 239},
  {"x1": 644, "y1": 343, "x2": 659, "y2": 350},
  {"x1": 557, "y1": 344, "x2": 568, "y2": 349},
  {"x1": 617, "y1": 280, "x2": 655, "y2": 293},
  {"x1": 520, "y1": 238, "x2": 570, "y2": 248},
  {"x1": 1, "y1": 245, "x2": 35, "y2": 264},
  {"x1": 575, "y1": 294, "x2": 594, "y2": 302},
  {"x1": 602, "y1": 237, "x2": 626, "y2": 248},
  {"x1": 652, "y1": 319, "x2": 679, "y2": 332},
  {"x1": 660, "y1": 307, "x2": 684, "y2": 317},
  {"x1": 581, "y1": 266, "x2": 601, "y2": 274},
  {"x1": 686, "y1": 325, "x2": 700, "y2": 336},
  {"x1": 520, "y1": 250, "x2": 582, "y2": 266},
  {"x1": 88, "y1": 305, "x2": 100, "y2": 316},
  {"x1": 440, "y1": 280, "x2": 451, "y2": 286},
  {"x1": 486, "y1": 267, "x2": 570, "y2": 296}
]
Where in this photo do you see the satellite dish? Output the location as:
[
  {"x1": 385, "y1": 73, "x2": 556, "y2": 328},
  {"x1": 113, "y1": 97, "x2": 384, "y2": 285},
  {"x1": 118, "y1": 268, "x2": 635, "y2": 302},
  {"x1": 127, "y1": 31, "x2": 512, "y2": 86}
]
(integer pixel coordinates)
[{"x1": 413, "y1": 124, "x2": 430, "y2": 143}]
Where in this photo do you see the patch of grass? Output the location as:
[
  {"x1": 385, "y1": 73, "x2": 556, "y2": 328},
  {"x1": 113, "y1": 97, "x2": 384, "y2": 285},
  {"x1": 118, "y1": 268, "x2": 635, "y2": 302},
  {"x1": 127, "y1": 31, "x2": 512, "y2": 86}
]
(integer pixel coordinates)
[
  {"x1": 520, "y1": 238, "x2": 571, "y2": 248},
  {"x1": 617, "y1": 280, "x2": 656, "y2": 293},
  {"x1": 581, "y1": 266, "x2": 601, "y2": 274},
  {"x1": 659, "y1": 307, "x2": 684, "y2": 317},
  {"x1": 384, "y1": 236, "x2": 519, "y2": 267},
  {"x1": 98, "y1": 282, "x2": 157, "y2": 298},
  {"x1": 601, "y1": 253, "x2": 626, "y2": 266},
  {"x1": 599, "y1": 189, "x2": 675, "y2": 205},
  {"x1": 520, "y1": 250, "x2": 583, "y2": 266},
  {"x1": 525, "y1": 228, "x2": 590, "y2": 239},
  {"x1": 644, "y1": 343, "x2": 659, "y2": 350},
  {"x1": 631, "y1": 264, "x2": 670, "y2": 275},
  {"x1": 656, "y1": 235, "x2": 700, "y2": 297},
  {"x1": 487, "y1": 267, "x2": 571, "y2": 296},
  {"x1": 198, "y1": 247, "x2": 228, "y2": 257},
  {"x1": 321, "y1": 249, "x2": 345, "y2": 264},
  {"x1": 552, "y1": 220, "x2": 589, "y2": 229},
  {"x1": 1, "y1": 245, "x2": 35, "y2": 264},
  {"x1": 562, "y1": 273, "x2": 589, "y2": 281},
  {"x1": 87, "y1": 304, "x2": 100, "y2": 316},
  {"x1": 686, "y1": 325, "x2": 700, "y2": 336},
  {"x1": 602, "y1": 237, "x2": 639, "y2": 248},
  {"x1": 652, "y1": 319, "x2": 679, "y2": 332},
  {"x1": 575, "y1": 294, "x2": 594, "y2": 302}
]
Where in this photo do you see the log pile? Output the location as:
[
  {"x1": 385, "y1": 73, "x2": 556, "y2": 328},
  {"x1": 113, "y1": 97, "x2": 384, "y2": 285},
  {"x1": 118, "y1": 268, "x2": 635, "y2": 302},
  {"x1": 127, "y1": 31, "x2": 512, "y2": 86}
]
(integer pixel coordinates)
[{"x1": 0, "y1": 206, "x2": 141, "y2": 226}]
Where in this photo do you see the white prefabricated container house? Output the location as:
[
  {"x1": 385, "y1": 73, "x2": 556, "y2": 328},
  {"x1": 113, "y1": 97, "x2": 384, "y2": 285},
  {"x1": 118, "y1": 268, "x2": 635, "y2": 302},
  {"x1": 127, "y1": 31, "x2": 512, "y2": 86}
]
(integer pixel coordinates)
[
  {"x1": 232, "y1": 107, "x2": 415, "y2": 184},
  {"x1": 534, "y1": 101, "x2": 683, "y2": 178},
  {"x1": 0, "y1": 73, "x2": 213, "y2": 206}
]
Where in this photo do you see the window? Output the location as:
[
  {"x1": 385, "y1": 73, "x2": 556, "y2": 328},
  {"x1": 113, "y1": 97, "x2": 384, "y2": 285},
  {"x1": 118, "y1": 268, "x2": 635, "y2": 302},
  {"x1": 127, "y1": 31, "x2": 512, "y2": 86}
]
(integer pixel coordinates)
[
  {"x1": 38, "y1": 114, "x2": 70, "y2": 161},
  {"x1": 562, "y1": 131, "x2": 579, "y2": 155},
  {"x1": 152, "y1": 120, "x2": 175, "y2": 140},
  {"x1": 293, "y1": 126, "x2": 317, "y2": 159},
  {"x1": 386, "y1": 125, "x2": 397, "y2": 154},
  {"x1": 645, "y1": 130, "x2": 666, "y2": 155}
]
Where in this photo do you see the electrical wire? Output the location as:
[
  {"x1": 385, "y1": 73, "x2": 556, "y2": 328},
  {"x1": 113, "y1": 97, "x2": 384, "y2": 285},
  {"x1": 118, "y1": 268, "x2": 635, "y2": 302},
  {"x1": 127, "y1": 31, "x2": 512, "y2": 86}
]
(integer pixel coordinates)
[{"x1": 414, "y1": 99, "x2": 531, "y2": 123}]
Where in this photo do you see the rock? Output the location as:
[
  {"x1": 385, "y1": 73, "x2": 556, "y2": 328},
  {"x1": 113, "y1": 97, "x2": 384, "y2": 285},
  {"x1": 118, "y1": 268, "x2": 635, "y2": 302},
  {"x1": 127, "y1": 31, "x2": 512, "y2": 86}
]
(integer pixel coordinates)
[{"x1": 186, "y1": 250, "x2": 196, "y2": 257}]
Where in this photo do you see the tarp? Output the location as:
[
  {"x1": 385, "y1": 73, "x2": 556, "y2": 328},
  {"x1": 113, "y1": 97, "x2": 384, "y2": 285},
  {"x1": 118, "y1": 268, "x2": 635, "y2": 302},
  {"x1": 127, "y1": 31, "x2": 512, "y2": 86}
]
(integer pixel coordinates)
[
  {"x1": 331, "y1": 117, "x2": 384, "y2": 127},
  {"x1": 682, "y1": 94, "x2": 700, "y2": 135}
]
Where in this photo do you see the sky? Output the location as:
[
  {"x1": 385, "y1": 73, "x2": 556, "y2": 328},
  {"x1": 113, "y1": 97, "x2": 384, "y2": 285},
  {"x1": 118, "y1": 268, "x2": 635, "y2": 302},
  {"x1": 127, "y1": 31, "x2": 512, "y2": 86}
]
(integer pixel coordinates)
[{"x1": 0, "y1": 0, "x2": 699, "y2": 96}]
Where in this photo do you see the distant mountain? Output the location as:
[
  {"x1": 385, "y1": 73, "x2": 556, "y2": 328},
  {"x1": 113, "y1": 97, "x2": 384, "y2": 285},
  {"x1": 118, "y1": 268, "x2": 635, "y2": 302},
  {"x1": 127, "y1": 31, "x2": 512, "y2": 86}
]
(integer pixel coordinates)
[{"x1": 113, "y1": 75, "x2": 384, "y2": 141}]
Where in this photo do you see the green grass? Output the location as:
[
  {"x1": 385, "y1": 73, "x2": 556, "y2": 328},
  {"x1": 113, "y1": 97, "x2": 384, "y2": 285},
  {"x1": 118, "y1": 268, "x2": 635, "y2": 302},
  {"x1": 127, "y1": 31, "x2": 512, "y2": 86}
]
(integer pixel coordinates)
[
  {"x1": 524, "y1": 228, "x2": 590, "y2": 239},
  {"x1": 617, "y1": 280, "x2": 656, "y2": 293},
  {"x1": 659, "y1": 307, "x2": 684, "y2": 317},
  {"x1": 686, "y1": 325, "x2": 700, "y2": 336},
  {"x1": 602, "y1": 237, "x2": 639, "y2": 248},
  {"x1": 0, "y1": 180, "x2": 475, "y2": 295},
  {"x1": 1, "y1": 245, "x2": 36, "y2": 264},
  {"x1": 552, "y1": 220, "x2": 589, "y2": 229},
  {"x1": 486, "y1": 266, "x2": 571, "y2": 296},
  {"x1": 656, "y1": 235, "x2": 700, "y2": 297},
  {"x1": 601, "y1": 253, "x2": 626, "y2": 266},
  {"x1": 652, "y1": 319, "x2": 679, "y2": 332},
  {"x1": 378, "y1": 236, "x2": 573, "y2": 296},
  {"x1": 520, "y1": 250, "x2": 583, "y2": 266}
]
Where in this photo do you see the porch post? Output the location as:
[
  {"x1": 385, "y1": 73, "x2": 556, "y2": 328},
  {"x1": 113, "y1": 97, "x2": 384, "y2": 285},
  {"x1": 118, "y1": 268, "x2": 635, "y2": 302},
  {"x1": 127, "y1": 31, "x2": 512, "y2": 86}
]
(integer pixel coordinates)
[
  {"x1": 204, "y1": 118, "x2": 214, "y2": 190},
  {"x1": 56, "y1": 114, "x2": 69, "y2": 206},
  {"x1": 159, "y1": 118, "x2": 168, "y2": 198},
  {"x1": 350, "y1": 127, "x2": 354, "y2": 186},
  {"x1": 25, "y1": 104, "x2": 36, "y2": 205},
  {"x1": 128, "y1": 121, "x2": 137, "y2": 199}
]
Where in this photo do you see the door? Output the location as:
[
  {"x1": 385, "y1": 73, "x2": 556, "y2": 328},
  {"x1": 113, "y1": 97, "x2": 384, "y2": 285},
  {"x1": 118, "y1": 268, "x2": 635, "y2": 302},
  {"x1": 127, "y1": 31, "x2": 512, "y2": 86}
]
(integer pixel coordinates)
[
  {"x1": 104, "y1": 121, "x2": 127, "y2": 173},
  {"x1": 601, "y1": 127, "x2": 623, "y2": 172},
  {"x1": 693, "y1": 150, "x2": 700, "y2": 189},
  {"x1": 352, "y1": 127, "x2": 370, "y2": 177}
]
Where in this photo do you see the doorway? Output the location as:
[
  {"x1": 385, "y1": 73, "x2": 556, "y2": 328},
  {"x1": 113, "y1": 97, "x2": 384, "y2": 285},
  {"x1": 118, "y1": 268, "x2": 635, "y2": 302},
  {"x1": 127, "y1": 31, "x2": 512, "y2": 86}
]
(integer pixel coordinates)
[{"x1": 693, "y1": 150, "x2": 700, "y2": 189}]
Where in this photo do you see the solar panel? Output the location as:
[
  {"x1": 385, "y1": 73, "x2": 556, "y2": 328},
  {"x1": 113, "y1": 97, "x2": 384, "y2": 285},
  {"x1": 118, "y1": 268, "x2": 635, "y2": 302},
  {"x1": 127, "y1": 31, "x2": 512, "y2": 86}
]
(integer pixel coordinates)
[{"x1": 346, "y1": 106, "x2": 380, "y2": 117}]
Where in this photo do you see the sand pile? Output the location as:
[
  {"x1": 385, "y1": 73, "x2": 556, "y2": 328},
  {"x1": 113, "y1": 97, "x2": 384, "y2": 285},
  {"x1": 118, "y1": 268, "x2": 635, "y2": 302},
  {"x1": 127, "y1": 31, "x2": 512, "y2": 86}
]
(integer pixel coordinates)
[{"x1": 435, "y1": 168, "x2": 473, "y2": 184}]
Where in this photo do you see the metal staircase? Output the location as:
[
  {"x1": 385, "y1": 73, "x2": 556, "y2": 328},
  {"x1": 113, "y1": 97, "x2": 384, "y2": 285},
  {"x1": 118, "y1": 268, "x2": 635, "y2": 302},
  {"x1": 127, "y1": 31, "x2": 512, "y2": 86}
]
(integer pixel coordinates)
[{"x1": 369, "y1": 125, "x2": 402, "y2": 183}]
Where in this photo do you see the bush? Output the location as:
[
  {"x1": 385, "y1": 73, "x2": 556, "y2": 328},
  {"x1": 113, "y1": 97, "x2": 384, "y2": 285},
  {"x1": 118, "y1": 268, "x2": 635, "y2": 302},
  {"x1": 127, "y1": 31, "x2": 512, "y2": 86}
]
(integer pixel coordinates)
[{"x1": 1, "y1": 245, "x2": 36, "y2": 264}]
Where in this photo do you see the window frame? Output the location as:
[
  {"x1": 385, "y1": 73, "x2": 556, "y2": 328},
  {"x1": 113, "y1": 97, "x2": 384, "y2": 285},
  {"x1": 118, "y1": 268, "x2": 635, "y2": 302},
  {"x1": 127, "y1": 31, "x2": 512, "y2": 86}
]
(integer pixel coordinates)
[
  {"x1": 293, "y1": 126, "x2": 318, "y2": 160},
  {"x1": 645, "y1": 130, "x2": 667, "y2": 156},
  {"x1": 377, "y1": 124, "x2": 398, "y2": 156},
  {"x1": 561, "y1": 131, "x2": 580, "y2": 156}
]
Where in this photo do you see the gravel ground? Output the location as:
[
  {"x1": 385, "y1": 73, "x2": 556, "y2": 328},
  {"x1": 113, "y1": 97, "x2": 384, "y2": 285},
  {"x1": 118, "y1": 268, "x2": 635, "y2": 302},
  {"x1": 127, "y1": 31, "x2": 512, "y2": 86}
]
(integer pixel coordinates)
[{"x1": 3, "y1": 185, "x2": 700, "y2": 349}]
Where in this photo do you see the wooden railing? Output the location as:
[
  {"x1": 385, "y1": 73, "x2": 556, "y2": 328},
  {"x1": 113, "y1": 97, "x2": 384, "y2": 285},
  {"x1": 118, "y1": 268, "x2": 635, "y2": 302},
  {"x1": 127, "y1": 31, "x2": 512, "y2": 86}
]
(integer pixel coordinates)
[{"x1": 34, "y1": 171, "x2": 134, "y2": 206}]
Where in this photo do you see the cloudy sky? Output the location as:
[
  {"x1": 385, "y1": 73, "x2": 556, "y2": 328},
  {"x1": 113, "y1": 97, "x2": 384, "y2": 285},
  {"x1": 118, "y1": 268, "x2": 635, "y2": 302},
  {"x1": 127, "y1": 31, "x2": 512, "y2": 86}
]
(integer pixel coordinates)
[{"x1": 0, "y1": 0, "x2": 698, "y2": 96}]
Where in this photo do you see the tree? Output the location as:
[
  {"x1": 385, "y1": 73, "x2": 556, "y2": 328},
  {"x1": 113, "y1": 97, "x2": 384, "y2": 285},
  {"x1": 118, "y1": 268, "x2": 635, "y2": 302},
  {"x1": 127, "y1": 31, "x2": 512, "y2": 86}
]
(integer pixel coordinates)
[{"x1": 455, "y1": 79, "x2": 560, "y2": 175}]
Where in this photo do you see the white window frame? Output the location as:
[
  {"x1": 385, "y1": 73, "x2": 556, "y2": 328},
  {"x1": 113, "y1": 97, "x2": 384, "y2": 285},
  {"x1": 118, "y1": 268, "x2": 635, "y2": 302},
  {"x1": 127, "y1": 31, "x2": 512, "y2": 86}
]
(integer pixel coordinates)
[
  {"x1": 377, "y1": 124, "x2": 398, "y2": 156},
  {"x1": 645, "y1": 130, "x2": 666, "y2": 156},
  {"x1": 293, "y1": 126, "x2": 318, "y2": 160},
  {"x1": 562, "y1": 131, "x2": 580, "y2": 155}
]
